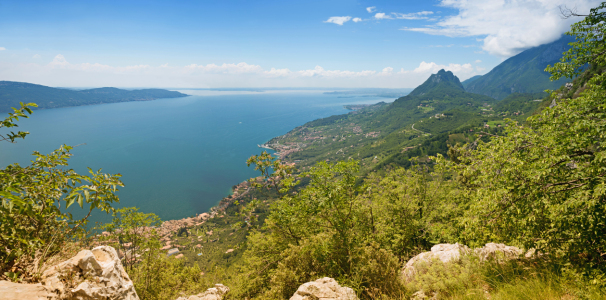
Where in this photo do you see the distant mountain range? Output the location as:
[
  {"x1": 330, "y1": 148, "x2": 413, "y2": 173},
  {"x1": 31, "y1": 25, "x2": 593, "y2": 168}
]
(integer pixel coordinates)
[
  {"x1": 464, "y1": 35, "x2": 574, "y2": 99},
  {"x1": 0, "y1": 81, "x2": 188, "y2": 112}
]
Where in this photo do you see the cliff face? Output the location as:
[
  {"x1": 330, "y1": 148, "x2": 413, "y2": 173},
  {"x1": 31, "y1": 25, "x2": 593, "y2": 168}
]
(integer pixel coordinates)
[{"x1": 1, "y1": 246, "x2": 139, "y2": 300}]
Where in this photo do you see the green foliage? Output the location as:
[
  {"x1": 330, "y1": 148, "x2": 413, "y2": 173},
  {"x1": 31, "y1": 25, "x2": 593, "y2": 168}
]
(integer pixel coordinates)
[
  {"x1": 0, "y1": 104, "x2": 123, "y2": 281},
  {"x1": 438, "y1": 7, "x2": 606, "y2": 273},
  {"x1": 101, "y1": 207, "x2": 161, "y2": 272},
  {"x1": 444, "y1": 69, "x2": 606, "y2": 269},
  {"x1": 492, "y1": 92, "x2": 545, "y2": 119},
  {"x1": 246, "y1": 151, "x2": 298, "y2": 194},
  {"x1": 117, "y1": 226, "x2": 219, "y2": 300},
  {"x1": 407, "y1": 254, "x2": 606, "y2": 300},
  {"x1": 0, "y1": 81, "x2": 187, "y2": 112},
  {"x1": 235, "y1": 158, "x2": 462, "y2": 299},
  {"x1": 405, "y1": 255, "x2": 483, "y2": 298},
  {"x1": 362, "y1": 163, "x2": 463, "y2": 256},
  {"x1": 0, "y1": 102, "x2": 37, "y2": 142},
  {"x1": 546, "y1": 2, "x2": 606, "y2": 81},
  {"x1": 0, "y1": 145, "x2": 123, "y2": 280}
]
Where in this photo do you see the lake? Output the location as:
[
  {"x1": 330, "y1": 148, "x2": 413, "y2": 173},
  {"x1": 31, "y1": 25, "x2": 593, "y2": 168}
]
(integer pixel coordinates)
[{"x1": 0, "y1": 90, "x2": 392, "y2": 223}]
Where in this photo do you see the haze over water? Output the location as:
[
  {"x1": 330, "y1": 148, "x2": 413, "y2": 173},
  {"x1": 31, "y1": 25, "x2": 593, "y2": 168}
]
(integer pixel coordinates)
[{"x1": 0, "y1": 90, "x2": 390, "y2": 223}]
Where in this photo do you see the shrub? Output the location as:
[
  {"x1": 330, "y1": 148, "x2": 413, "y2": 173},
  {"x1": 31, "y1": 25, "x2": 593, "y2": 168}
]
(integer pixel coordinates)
[{"x1": 0, "y1": 103, "x2": 123, "y2": 282}]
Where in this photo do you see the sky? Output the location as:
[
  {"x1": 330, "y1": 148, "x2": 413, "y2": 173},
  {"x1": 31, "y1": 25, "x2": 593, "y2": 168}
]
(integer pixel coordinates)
[{"x1": 0, "y1": 0, "x2": 601, "y2": 88}]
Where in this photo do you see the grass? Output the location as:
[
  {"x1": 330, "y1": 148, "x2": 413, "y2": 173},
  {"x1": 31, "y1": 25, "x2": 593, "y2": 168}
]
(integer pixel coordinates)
[
  {"x1": 403, "y1": 254, "x2": 606, "y2": 300},
  {"x1": 487, "y1": 120, "x2": 505, "y2": 126}
]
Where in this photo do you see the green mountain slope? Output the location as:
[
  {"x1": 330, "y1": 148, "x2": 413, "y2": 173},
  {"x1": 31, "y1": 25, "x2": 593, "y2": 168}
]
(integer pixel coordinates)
[
  {"x1": 0, "y1": 81, "x2": 188, "y2": 112},
  {"x1": 461, "y1": 75, "x2": 482, "y2": 88},
  {"x1": 408, "y1": 69, "x2": 464, "y2": 96},
  {"x1": 465, "y1": 36, "x2": 574, "y2": 99},
  {"x1": 266, "y1": 70, "x2": 500, "y2": 170}
]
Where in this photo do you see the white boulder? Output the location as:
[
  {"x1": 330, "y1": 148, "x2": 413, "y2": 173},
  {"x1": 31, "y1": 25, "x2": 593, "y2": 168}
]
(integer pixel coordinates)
[
  {"x1": 41, "y1": 245, "x2": 139, "y2": 300},
  {"x1": 402, "y1": 243, "x2": 471, "y2": 280},
  {"x1": 289, "y1": 277, "x2": 358, "y2": 300},
  {"x1": 0, "y1": 280, "x2": 57, "y2": 300},
  {"x1": 175, "y1": 283, "x2": 229, "y2": 300},
  {"x1": 474, "y1": 243, "x2": 523, "y2": 262}
]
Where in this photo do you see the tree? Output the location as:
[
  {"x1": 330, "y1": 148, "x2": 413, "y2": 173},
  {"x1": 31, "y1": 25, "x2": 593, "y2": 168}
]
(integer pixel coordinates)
[
  {"x1": 101, "y1": 207, "x2": 161, "y2": 272},
  {"x1": 445, "y1": 1, "x2": 606, "y2": 270},
  {"x1": 547, "y1": 2, "x2": 606, "y2": 80},
  {"x1": 0, "y1": 103, "x2": 124, "y2": 281}
]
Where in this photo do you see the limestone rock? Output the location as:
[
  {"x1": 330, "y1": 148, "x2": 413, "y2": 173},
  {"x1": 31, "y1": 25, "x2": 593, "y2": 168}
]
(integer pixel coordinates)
[
  {"x1": 0, "y1": 280, "x2": 57, "y2": 300},
  {"x1": 175, "y1": 284, "x2": 229, "y2": 300},
  {"x1": 42, "y1": 245, "x2": 139, "y2": 300},
  {"x1": 289, "y1": 277, "x2": 358, "y2": 300},
  {"x1": 474, "y1": 243, "x2": 523, "y2": 262},
  {"x1": 402, "y1": 243, "x2": 470, "y2": 280}
]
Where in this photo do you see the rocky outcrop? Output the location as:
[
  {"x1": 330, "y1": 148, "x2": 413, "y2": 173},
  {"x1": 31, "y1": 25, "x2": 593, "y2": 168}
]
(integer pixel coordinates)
[
  {"x1": 0, "y1": 280, "x2": 57, "y2": 300},
  {"x1": 175, "y1": 284, "x2": 229, "y2": 300},
  {"x1": 290, "y1": 277, "x2": 358, "y2": 300},
  {"x1": 474, "y1": 243, "x2": 523, "y2": 262},
  {"x1": 402, "y1": 243, "x2": 471, "y2": 280},
  {"x1": 41, "y1": 245, "x2": 139, "y2": 300},
  {"x1": 403, "y1": 243, "x2": 525, "y2": 282}
]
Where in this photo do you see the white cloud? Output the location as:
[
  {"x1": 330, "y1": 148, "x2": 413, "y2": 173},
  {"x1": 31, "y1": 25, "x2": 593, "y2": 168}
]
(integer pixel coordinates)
[
  {"x1": 32, "y1": 54, "x2": 41, "y2": 59},
  {"x1": 48, "y1": 54, "x2": 151, "y2": 73},
  {"x1": 366, "y1": 6, "x2": 376, "y2": 13},
  {"x1": 0, "y1": 55, "x2": 485, "y2": 88},
  {"x1": 49, "y1": 54, "x2": 69, "y2": 67},
  {"x1": 352, "y1": 17, "x2": 362, "y2": 22},
  {"x1": 0, "y1": 47, "x2": 6, "y2": 51},
  {"x1": 381, "y1": 67, "x2": 394, "y2": 75},
  {"x1": 393, "y1": 11, "x2": 433, "y2": 20},
  {"x1": 324, "y1": 16, "x2": 352, "y2": 25},
  {"x1": 264, "y1": 68, "x2": 292, "y2": 77},
  {"x1": 298, "y1": 66, "x2": 377, "y2": 77},
  {"x1": 374, "y1": 13, "x2": 393, "y2": 20},
  {"x1": 412, "y1": 61, "x2": 477, "y2": 78},
  {"x1": 475, "y1": 60, "x2": 482, "y2": 63},
  {"x1": 401, "y1": 0, "x2": 601, "y2": 57},
  {"x1": 397, "y1": 68, "x2": 409, "y2": 74},
  {"x1": 185, "y1": 62, "x2": 264, "y2": 74}
]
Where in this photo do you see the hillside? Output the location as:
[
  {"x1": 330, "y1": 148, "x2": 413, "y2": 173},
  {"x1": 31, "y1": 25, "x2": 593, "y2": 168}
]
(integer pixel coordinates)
[
  {"x1": 465, "y1": 36, "x2": 574, "y2": 99},
  {"x1": 461, "y1": 75, "x2": 481, "y2": 88},
  {"x1": 264, "y1": 70, "x2": 504, "y2": 170},
  {"x1": 0, "y1": 81, "x2": 188, "y2": 112}
]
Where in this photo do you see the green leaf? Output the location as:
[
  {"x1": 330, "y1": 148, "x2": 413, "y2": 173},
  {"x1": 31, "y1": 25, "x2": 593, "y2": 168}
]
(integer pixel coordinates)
[
  {"x1": 66, "y1": 196, "x2": 75, "y2": 208},
  {"x1": 77, "y1": 194, "x2": 84, "y2": 208}
]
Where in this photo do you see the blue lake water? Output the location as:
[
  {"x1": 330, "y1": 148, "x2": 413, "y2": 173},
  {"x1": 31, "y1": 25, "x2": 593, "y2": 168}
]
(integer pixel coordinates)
[{"x1": 0, "y1": 90, "x2": 392, "y2": 224}]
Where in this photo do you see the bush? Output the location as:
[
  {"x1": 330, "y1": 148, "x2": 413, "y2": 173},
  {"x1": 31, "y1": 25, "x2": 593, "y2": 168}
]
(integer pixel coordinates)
[
  {"x1": 0, "y1": 103, "x2": 123, "y2": 282},
  {"x1": 128, "y1": 237, "x2": 219, "y2": 300}
]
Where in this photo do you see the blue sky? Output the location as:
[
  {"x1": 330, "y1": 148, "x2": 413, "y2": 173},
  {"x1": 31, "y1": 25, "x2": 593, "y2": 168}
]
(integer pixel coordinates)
[{"x1": 0, "y1": 0, "x2": 600, "y2": 88}]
